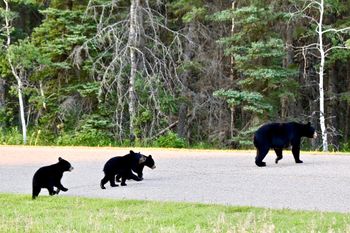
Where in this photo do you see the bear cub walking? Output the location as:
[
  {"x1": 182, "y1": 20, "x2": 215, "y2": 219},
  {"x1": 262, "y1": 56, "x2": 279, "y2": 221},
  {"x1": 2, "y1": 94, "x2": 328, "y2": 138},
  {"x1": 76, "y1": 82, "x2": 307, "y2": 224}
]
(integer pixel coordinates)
[
  {"x1": 32, "y1": 157, "x2": 73, "y2": 199},
  {"x1": 100, "y1": 150, "x2": 156, "y2": 189},
  {"x1": 116, "y1": 153, "x2": 155, "y2": 182},
  {"x1": 254, "y1": 122, "x2": 317, "y2": 167}
]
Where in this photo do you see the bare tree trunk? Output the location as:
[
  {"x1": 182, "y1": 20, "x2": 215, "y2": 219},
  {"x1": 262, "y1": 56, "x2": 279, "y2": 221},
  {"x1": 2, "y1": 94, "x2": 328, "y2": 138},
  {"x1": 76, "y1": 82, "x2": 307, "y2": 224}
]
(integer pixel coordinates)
[
  {"x1": 344, "y1": 62, "x2": 350, "y2": 142},
  {"x1": 9, "y1": 64, "x2": 27, "y2": 144},
  {"x1": 177, "y1": 103, "x2": 188, "y2": 138},
  {"x1": 3, "y1": 0, "x2": 27, "y2": 144},
  {"x1": 128, "y1": 0, "x2": 141, "y2": 139},
  {"x1": 318, "y1": 0, "x2": 328, "y2": 151},
  {"x1": 0, "y1": 79, "x2": 5, "y2": 109},
  {"x1": 282, "y1": 23, "x2": 295, "y2": 120},
  {"x1": 177, "y1": 22, "x2": 195, "y2": 139},
  {"x1": 229, "y1": 1, "x2": 235, "y2": 81},
  {"x1": 293, "y1": 0, "x2": 350, "y2": 151}
]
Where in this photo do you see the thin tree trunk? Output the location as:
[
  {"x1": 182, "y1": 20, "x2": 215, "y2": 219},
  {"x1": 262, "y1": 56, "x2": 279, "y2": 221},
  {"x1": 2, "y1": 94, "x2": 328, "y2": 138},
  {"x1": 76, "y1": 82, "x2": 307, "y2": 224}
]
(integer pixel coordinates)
[
  {"x1": 282, "y1": 23, "x2": 294, "y2": 119},
  {"x1": 318, "y1": 0, "x2": 328, "y2": 151},
  {"x1": 177, "y1": 22, "x2": 195, "y2": 139},
  {"x1": 128, "y1": 0, "x2": 140, "y2": 139},
  {"x1": 3, "y1": 0, "x2": 27, "y2": 144},
  {"x1": 0, "y1": 79, "x2": 5, "y2": 109},
  {"x1": 9, "y1": 64, "x2": 27, "y2": 144},
  {"x1": 229, "y1": 1, "x2": 235, "y2": 80},
  {"x1": 345, "y1": 62, "x2": 350, "y2": 142}
]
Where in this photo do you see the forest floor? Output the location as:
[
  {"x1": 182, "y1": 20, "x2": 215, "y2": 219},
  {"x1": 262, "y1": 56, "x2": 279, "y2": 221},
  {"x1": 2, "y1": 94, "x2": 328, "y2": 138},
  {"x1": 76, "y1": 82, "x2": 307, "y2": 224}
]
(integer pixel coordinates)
[{"x1": 1, "y1": 146, "x2": 350, "y2": 213}]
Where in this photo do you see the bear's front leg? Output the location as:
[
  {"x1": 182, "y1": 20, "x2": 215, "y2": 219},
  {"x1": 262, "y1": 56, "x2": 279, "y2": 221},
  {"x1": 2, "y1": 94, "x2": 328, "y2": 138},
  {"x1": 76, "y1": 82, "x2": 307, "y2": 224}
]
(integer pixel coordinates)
[
  {"x1": 129, "y1": 172, "x2": 143, "y2": 181},
  {"x1": 121, "y1": 176, "x2": 127, "y2": 186},
  {"x1": 292, "y1": 144, "x2": 303, "y2": 163},
  {"x1": 134, "y1": 167, "x2": 144, "y2": 179},
  {"x1": 115, "y1": 174, "x2": 121, "y2": 182},
  {"x1": 56, "y1": 182, "x2": 68, "y2": 192}
]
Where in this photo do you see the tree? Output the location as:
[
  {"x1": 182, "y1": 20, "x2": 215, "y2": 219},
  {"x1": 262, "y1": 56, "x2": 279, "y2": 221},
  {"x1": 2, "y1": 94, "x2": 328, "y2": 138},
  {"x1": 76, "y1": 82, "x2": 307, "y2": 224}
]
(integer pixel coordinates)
[
  {"x1": 74, "y1": 0, "x2": 184, "y2": 141},
  {"x1": 213, "y1": 1, "x2": 298, "y2": 146},
  {"x1": 291, "y1": 0, "x2": 350, "y2": 151},
  {"x1": 1, "y1": 0, "x2": 27, "y2": 143}
]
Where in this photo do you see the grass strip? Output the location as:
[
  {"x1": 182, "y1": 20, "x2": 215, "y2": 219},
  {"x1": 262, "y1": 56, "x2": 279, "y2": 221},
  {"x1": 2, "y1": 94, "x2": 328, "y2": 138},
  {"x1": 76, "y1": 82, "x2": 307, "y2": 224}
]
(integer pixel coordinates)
[{"x1": 0, "y1": 193, "x2": 349, "y2": 232}]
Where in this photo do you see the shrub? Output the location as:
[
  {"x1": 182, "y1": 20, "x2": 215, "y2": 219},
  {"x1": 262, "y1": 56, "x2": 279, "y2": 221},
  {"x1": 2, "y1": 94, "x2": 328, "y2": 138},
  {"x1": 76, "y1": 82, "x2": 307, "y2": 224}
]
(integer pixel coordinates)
[{"x1": 153, "y1": 131, "x2": 187, "y2": 148}]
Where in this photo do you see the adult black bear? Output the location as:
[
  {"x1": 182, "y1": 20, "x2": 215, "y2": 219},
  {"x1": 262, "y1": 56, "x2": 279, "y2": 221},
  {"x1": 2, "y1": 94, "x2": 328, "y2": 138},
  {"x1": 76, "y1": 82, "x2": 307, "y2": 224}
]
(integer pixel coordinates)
[
  {"x1": 116, "y1": 154, "x2": 156, "y2": 182},
  {"x1": 100, "y1": 150, "x2": 153, "y2": 189},
  {"x1": 254, "y1": 122, "x2": 317, "y2": 167},
  {"x1": 32, "y1": 157, "x2": 74, "y2": 199}
]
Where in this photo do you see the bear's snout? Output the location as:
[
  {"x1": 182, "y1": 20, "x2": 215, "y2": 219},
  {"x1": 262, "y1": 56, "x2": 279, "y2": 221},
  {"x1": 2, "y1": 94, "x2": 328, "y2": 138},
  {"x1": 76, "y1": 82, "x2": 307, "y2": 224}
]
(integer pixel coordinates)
[
  {"x1": 152, "y1": 165, "x2": 156, "y2": 169},
  {"x1": 69, "y1": 166, "x2": 74, "y2": 171},
  {"x1": 313, "y1": 132, "x2": 317, "y2": 139}
]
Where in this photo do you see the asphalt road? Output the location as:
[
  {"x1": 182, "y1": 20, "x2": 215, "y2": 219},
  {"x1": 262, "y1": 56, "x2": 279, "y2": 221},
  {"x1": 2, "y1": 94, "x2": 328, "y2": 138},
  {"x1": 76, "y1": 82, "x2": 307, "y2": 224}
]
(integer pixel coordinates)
[{"x1": 1, "y1": 146, "x2": 350, "y2": 213}]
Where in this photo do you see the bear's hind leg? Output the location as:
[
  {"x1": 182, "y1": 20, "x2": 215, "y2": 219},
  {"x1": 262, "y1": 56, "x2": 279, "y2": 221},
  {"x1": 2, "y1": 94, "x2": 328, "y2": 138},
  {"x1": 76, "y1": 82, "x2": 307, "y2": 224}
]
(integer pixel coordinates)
[
  {"x1": 47, "y1": 185, "x2": 56, "y2": 196},
  {"x1": 274, "y1": 148, "x2": 283, "y2": 164},
  {"x1": 109, "y1": 175, "x2": 119, "y2": 187},
  {"x1": 100, "y1": 175, "x2": 109, "y2": 189},
  {"x1": 32, "y1": 186, "x2": 41, "y2": 199},
  {"x1": 255, "y1": 147, "x2": 269, "y2": 167}
]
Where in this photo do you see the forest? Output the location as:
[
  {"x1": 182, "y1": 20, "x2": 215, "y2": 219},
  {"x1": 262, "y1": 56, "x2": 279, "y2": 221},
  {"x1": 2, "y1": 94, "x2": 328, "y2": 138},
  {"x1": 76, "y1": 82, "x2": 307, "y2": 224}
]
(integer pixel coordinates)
[{"x1": 0, "y1": 0, "x2": 349, "y2": 151}]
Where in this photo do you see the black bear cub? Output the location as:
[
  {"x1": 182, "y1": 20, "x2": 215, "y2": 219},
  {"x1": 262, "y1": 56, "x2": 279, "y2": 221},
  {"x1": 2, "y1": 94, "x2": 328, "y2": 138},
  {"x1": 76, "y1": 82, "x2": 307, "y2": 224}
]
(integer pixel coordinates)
[
  {"x1": 32, "y1": 157, "x2": 74, "y2": 199},
  {"x1": 116, "y1": 153, "x2": 156, "y2": 182},
  {"x1": 254, "y1": 122, "x2": 317, "y2": 167},
  {"x1": 100, "y1": 150, "x2": 156, "y2": 189}
]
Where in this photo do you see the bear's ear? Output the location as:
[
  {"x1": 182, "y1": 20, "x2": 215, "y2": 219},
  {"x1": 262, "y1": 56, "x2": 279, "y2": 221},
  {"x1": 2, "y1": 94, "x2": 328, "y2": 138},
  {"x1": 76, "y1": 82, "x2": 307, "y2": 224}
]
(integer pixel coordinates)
[
  {"x1": 307, "y1": 122, "x2": 311, "y2": 126},
  {"x1": 130, "y1": 150, "x2": 134, "y2": 154},
  {"x1": 58, "y1": 157, "x2": 63, "y2": 161},
  {"x1": 149, "y1": 155, "x2": 152, "y2": 158},
  {"x1": 139, "y1": 155, "x2": 147, "y2": 164}
]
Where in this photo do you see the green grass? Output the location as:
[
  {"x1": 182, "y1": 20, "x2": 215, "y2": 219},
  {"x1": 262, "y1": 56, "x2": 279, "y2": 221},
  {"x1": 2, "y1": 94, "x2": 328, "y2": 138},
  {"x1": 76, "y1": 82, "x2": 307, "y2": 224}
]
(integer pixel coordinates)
[{"x1": 1, "y1": 194, "x2": 350, "y2": 233}]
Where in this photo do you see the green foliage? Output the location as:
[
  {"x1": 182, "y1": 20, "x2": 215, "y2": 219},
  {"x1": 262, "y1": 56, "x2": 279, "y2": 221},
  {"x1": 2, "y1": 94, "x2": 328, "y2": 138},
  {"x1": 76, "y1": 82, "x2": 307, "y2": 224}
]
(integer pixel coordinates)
[
  {"x1": 182, "y1": 7, "x2": 207, "y2": 23},
  {"x1": 154, "y1": 131, "x2": 188, "y2": 148},
  {"x1": 0, "y1": 127, "x2": 23, "y2": 145},
  {"x1": 8, "y1": 39, "x2": 47, "y2": 69},
  {"x1": 31, "y1": 8, "x2": 94, "y2": 62},
  {"x1": 56, "y1": 130, "x2": 114, "y2": 147},
  {"x1": 169, "y1": 0, "x2": 205, "y2": 19},
  {"x1": 213, "y1": 89, "x2": 272, "y2": 114},
  {"x1": 346, "y1": 39, "x2": 350, "y2": 48},
  {"x1": 231, "y1": 126, "x2": 259, "y2": 148},
  {"x1": 0, "y1": 0, "x2": 349, "y2": 149}
]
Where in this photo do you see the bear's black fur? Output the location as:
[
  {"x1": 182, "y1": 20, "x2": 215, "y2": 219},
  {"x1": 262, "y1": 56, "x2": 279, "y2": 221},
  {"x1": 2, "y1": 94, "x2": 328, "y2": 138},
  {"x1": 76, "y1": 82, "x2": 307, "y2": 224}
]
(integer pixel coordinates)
[
  {"x1": 32, "y1": 157, "x2": 74, "y2": 199},
  {"x1": 116, "y1": 154, "x2": 156, "y2": 182},
  {"x1": 100, "y1": 150, "x2": 150, "y2": 188},
  {"x1": 254, "y1": 122, "x2": 317, "y2": 167}
]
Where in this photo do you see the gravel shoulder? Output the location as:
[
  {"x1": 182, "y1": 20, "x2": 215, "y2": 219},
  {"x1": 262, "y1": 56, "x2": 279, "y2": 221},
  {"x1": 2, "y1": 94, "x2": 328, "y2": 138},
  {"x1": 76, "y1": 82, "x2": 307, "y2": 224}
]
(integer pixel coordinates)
[{"x1": 1, "y1": 146, "x2": 350, "y2": 213}]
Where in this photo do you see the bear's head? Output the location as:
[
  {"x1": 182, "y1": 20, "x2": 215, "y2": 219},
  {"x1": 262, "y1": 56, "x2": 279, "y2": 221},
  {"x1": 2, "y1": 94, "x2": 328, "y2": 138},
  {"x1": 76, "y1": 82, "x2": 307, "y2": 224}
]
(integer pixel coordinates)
[
  {"x1": 302, "y1": 122, "x2": 317, "y2": 139},
  {"x1": 58, "y1": 157, "x2": 74, "y2": 172},
  {"x1": 130, "y1": 150, "x2": 156, "y2": 169},
  {"x1": 143, "y1": 155, "x2": 156, "y2": 169}
]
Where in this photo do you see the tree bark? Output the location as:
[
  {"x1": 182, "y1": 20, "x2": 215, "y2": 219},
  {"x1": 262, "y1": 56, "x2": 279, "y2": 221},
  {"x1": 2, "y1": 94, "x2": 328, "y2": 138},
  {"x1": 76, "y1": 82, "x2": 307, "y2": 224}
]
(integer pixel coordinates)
[
  {"x1": 9, "y1": 63, "x2": 27, "y2": 144},
  {"x1": 3, "y1": 0, "x2": 27, "y2": 144},
  {"x1": 0, "y1": 79, "x2": 5, "y2": 109},
  {"x1": 177, "y1": 22, "x2": 195, "y2": 139},
  {"x1": 318, "y1": 0, "x2": 328, "y2": 151},
  {"x1": 344, "y1": 62, "x2": 350, "y2": 142},
  {"x1": 128, "y1": 0, "x2": 141, "y2": 139}
]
